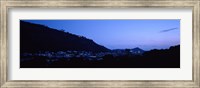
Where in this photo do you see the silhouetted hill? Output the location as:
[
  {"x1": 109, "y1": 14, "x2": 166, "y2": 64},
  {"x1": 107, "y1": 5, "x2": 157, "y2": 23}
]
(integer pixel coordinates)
[
  {"x1": 131, "y1": 47, "x2": 144, "y2": 51},
  {"x1": 130, "y1": 47, "x2": 145, "y2": 54},
  {"x1": 144, "y1": 45, "x2": 180, "y2": 57},
  {"x1": 20, "y1": 21, "x2": 110, "y2": 52},
  {"x1": 112, "y1": 47, "x2": 145, "y2": 55}
]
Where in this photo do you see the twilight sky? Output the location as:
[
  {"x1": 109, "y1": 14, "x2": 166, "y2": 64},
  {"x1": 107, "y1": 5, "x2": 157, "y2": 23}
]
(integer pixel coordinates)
[{"x1": 23, "y1": 20, "x2": 180, "y2": 50}]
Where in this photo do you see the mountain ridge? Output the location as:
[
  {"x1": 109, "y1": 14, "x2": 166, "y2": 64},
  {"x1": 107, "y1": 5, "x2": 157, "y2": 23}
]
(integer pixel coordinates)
[{"x1": 20, "y1": 21, "x2": 110, "y2": 52}]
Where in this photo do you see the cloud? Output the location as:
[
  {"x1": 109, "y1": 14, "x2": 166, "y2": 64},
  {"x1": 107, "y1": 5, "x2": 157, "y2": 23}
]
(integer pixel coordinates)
[{"x1": 160, "y1": 27, "x2": 179, "y2": 33}]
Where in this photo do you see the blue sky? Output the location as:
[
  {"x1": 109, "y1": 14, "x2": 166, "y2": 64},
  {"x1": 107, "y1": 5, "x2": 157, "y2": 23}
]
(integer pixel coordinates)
[{"x1": 23, "y1": 20, "x2": 180, "y2": 50}]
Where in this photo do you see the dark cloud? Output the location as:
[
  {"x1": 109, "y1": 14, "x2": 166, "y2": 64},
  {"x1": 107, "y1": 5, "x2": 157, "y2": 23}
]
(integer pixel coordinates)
[{"x1": 160, "y1": 27, "x2": 179, "y2": 33}]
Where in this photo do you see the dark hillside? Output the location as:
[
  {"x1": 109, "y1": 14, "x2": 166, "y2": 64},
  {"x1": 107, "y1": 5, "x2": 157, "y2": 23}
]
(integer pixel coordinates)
[{"x1": 20, "y1": 21, "x2": 110, "y2": 53}]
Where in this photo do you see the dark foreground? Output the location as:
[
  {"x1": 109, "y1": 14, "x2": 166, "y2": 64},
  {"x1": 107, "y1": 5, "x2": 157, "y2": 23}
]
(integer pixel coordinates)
[{"x1": 20, "y1": 45, "x2": 180, "y2": 68}]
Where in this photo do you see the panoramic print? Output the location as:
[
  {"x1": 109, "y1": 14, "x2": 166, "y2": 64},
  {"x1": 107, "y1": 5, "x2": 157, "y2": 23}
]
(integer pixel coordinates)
[{"x1": 20, "y1": 20, "x2": 180, "y2": 68}]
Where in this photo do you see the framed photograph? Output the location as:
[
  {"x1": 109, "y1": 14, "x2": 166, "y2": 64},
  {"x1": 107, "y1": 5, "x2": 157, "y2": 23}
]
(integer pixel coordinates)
[{"x1": 1, "y1": 0, "x2": 199, "y2": 87}]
